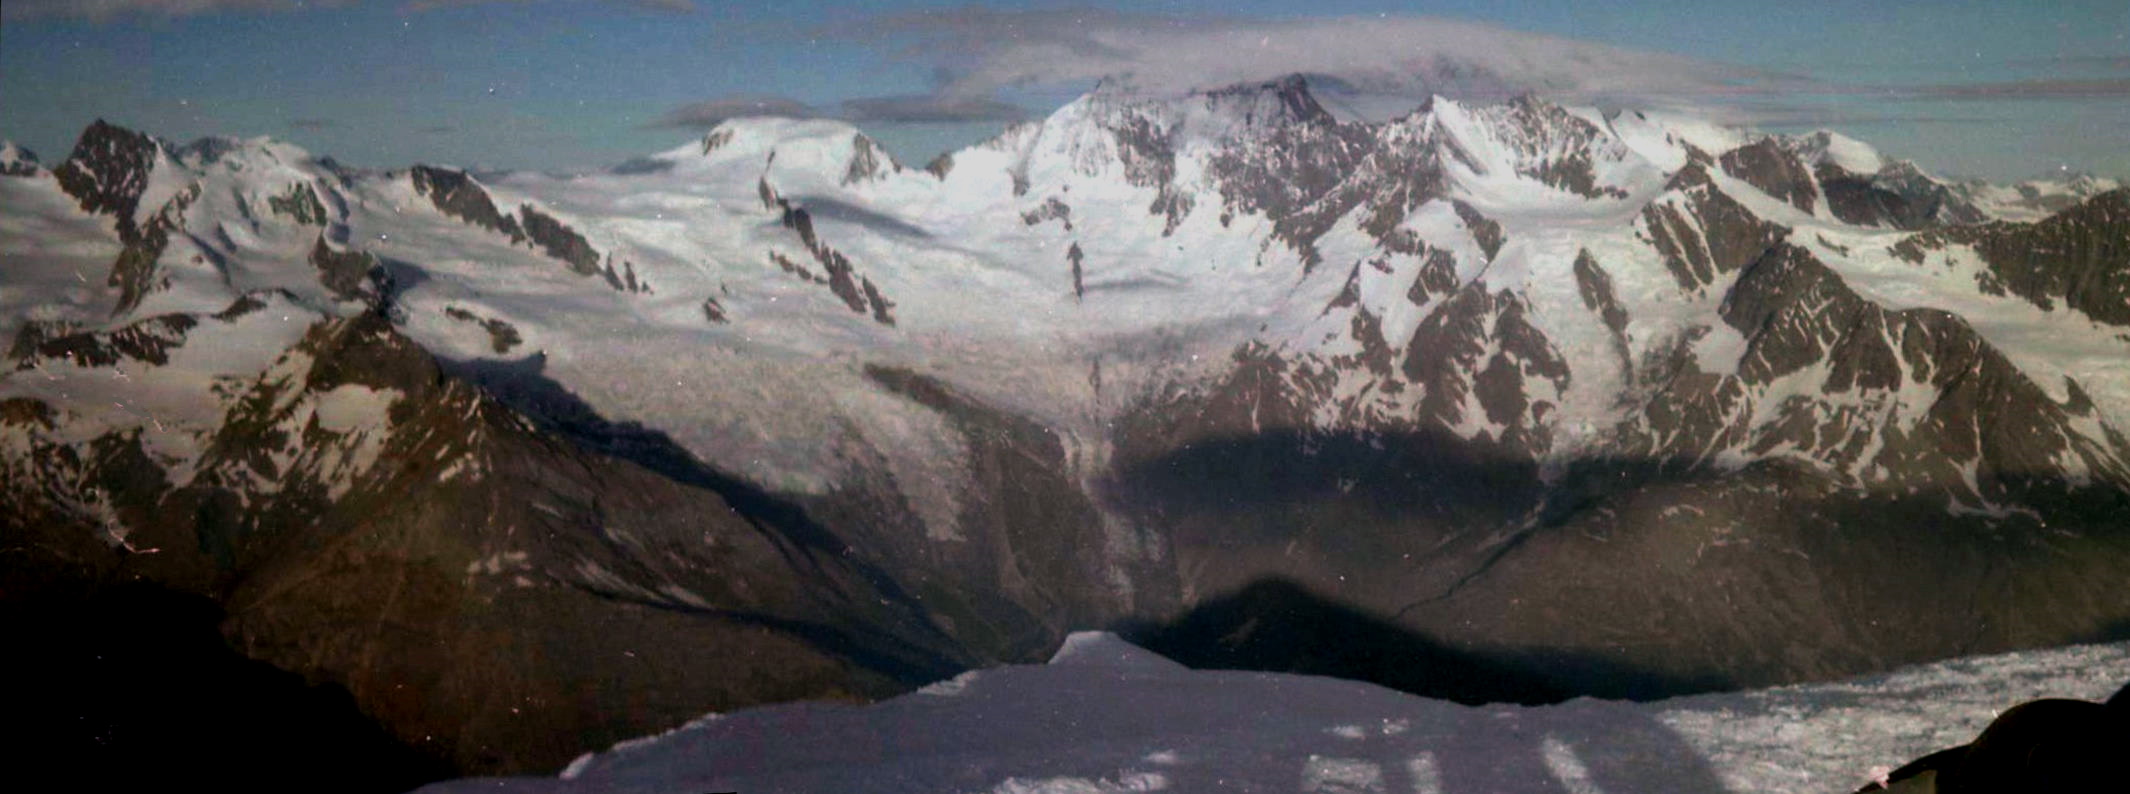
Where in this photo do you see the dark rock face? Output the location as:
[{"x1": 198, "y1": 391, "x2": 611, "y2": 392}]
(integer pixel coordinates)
[
  {"x1": 269, "y1": 182, "x2": 329, "y2": 225},
  {"x1": 924, "y1": 152, "x2": 955, "y2": 179},
  {"x1": 5, "y1": 320, "x2": 82, "y2": 362},
  {"x1": 410, "y1": 165, "x2": 524, "y2": 242},
  {"x1": 105, "y1": 182, "x2": 199, "y2": 315},
  {"x1": 1819, "y1": 163, "x2": 1931, "y2": 230},
  {"x1": 1858, "y1": 683, "x2": 2130, "y2": 793},
  {"x1": 53, "y1": 120, "x2": 162, "y2": 225},
  {"x1": 1067, "y1": 241, "x2": 1086, "y2": 299},
  {"x1": 410, "y1": 165, "x2": 640, "y2": 292},
  {"x1": 2, "y1": 311, "x2": 970, "y2": 776},
  {"x1": 13, "y1": 313, "x2": 197, "y2": 368},
  {"x1": 1021, "y1": 196, "x2": 1073, "y2": 230},
  {"x1": 1719, "y1": 139, "x2": 1818, "y2": 213},
  {"x1": 46, "y1": 121, "x2": 204, "y2": 314},
  {"x1": 1822, "y1": 161, "x2": 1992, "y2": 230},
  {"x1": 698, "y1": 128, "x2": 734, "y2": 155},
  {"x1": 1899, "y1": 189, "x2": 2130, "y2": 326},
  {"x1": 1573, "y1": 249, "x2": 1630, "y2": 336},
  {"x1": 762, "y1": 180, "x2": 898, "y2": 325},
  {"x1": 1496, "y1": 95, "x2": 1630, "y2": 200},
  {"x1": 310, "y1": 235, "x2": 383, "y2": 303},
  {"x1": 1452, "y1": 200, "x2": 1505, "y2": 261},
  {"x1": 1, "y1": 143, "x2": 40, "y2": 177},
  {"x1": 516, "y1": 204, "x2": 602, "y2": 276},
  {"x1": 1202, "y1": 78, "x2": 1382, "y2": 268},
  {"x1": 841, "y1": 133, "x2": 895, "y2": 185},
  {"x1": 1641, "y1": 164, "x2": 1789, "y2": 291},
  {"x1": 1403, "y1": 284, "x2": 1569, "y2": 448},
  {"x1": 443, "y1": 305, "x2": 523, "y2": 353}
]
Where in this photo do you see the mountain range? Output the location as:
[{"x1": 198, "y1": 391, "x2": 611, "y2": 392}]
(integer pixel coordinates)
[{"x1": 4, "y1": 74, "x2": 2128, "y2": 779}]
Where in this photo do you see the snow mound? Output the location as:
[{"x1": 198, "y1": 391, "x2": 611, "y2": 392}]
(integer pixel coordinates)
[
  {"x1": 1048, "y1": 631, "x2": 1188, "y2": 671},
  {"x1": 1793, "y1": 130, "x2": 1884, "y2": 174},
  {"x1": 414, "y1": 635, "x2": 2130, "y2": 794}
]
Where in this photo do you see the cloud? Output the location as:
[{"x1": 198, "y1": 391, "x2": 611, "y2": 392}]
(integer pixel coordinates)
[
  {"x1": 2, "y1": 0, "x2": 690, "y2": 22},
  {"x1": 2, "y1": 0, "x2": 313, "y2": 22},
  {"x1": 645, "y1": 95, "x2": 827, "y2": 129},
  {"x1": 834, "y1": 8, "x2": 1795, "y2": 107},
  {"x1": 288, "y1": 118, "x2": 336, "y2": 131},
  {"x1": 839, "y1": 95, "x2": 1026, "y2": 123},
  {"x1": 1890, "y1": 77, "x2": 2130, "y2": 101},
  {"x1": 2007, "y1": 55, "x2": 2130, "y2": 72},
  {"x1": 647, "y1": 92, "x2": 1030, "y2": 132},
  {"x1": 402, "y1": 0, "x2": 693, "y2": 12}
]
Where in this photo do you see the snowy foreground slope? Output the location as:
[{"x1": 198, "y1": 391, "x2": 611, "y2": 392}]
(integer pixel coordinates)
[{"x1": 422, "y1": 632, "x2": 2130, "y2": 794}]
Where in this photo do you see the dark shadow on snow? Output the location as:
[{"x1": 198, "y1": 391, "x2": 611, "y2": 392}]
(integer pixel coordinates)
[
  {"x1": 1110, "y1": 424, "x2": 2130, "y2": 701},
  {"x1": 1117, "y1": 578, "x2": 1733, "y2": 707},
  {"x1": 442, "y1": 352, "x2": 971, "y2": 686}
]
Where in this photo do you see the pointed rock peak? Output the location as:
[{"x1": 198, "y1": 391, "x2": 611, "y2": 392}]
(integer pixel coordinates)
[
  {"x1": 409, "y1": 163, "x2": 484, "y2": 195},
  {"x1": 178, "y1": 136, "x2": 245, "y2": 164},
  {"x1": 0, "y1": 141, "x2": 40, "y2": 177},
  {"x1": 1504, "y1": 92, "x2": 1566, "y2": 116},
  {"x1": 2059, "y1": 172, "x2": 2118, "y2": 193},
  {"x1": 53, "y1": 119, "x2": 167, "y2": 220},
  {"x1": 409, "y1": 164, "x2": 524, "y2": 242},
  {"x1": 699, "y1": 127, "x2": 735, "y2": 156},
  {"x1": 1791, "y1": 129, "x2": 1885, "y2": 176},
  {"x1": 1498, "y1": 93, "x2": 1597, "y2": 131},
  {"x1": 1664, "y1": 157, "x2": 1715, "y2": 192},
  {"x1": 1200, "y1": 73, "x2": 1335, "y2": 127},
  {"x1": 842, "y1": 131, "x2": 900, "y2": 185},
  {"x1": 1720, "y1": 137, "x2": 1818, "y2": 213},
  {"x1": 1047, "y1": 631, "x2": 1186, "y2": 672},
  {"x1": 68, "y1": 119, "x2": 162, "y2": 165}
]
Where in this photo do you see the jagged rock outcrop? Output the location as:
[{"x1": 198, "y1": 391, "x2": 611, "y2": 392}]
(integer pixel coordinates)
[{"x1": 1898, "y1": 189, "x2": 2130, "y2": 326}]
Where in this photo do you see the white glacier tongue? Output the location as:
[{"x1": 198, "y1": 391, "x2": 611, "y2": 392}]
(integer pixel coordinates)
[{"x1": 417, "y1": 636, "x2": 2130, "y2": 794}]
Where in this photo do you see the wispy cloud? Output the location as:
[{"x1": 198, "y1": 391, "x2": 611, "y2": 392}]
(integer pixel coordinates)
[
  {"x1": 402, "y1": 0, "x2": 692, "y2": 13},
  {"x1": 646, "y1": 95, "x2": 827, "y2": 130},
  {"x1": 2006, "y1": 55, "x2": 2130, "y2": 72},
  {"x1": 833, "y1": 7, "x2": 1798, "y2": 107},
  {"x1": 839, "y1": 95, "x2": 1026, "y2": 123},
  {"x1": 288, "y1": 117, "x2": 336, "y2": 131},
  {"x1": 2, "y1": 0, "x2": 315, "y2": 22},
  {"x1": 648, "y1": 92, "x2": 1027, "y2": 130},
  {"x1": 1889, "y1": 77, "x2": 2130, "y2": 101},
  {"x1": 2, "y1": 0, "x2": 691, "y2": 22}
]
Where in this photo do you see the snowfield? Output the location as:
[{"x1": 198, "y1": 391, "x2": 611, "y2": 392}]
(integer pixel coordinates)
[{"x1": 419, "y1": 632, "x2": 2130, "y2": 794}]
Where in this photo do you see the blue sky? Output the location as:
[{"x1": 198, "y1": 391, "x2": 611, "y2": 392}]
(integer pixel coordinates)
[{"x1": 2, "y1": 0, "x2": 2125, "y2": 182}]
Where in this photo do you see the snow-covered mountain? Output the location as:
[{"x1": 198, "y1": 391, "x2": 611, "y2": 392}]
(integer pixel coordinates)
[
  {"x1": 5, "y1": 75, "x2": 2129, "y2": 776},
  {"x1": 415, "y1": 631, "x2": 2130, "y2": 794}
]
